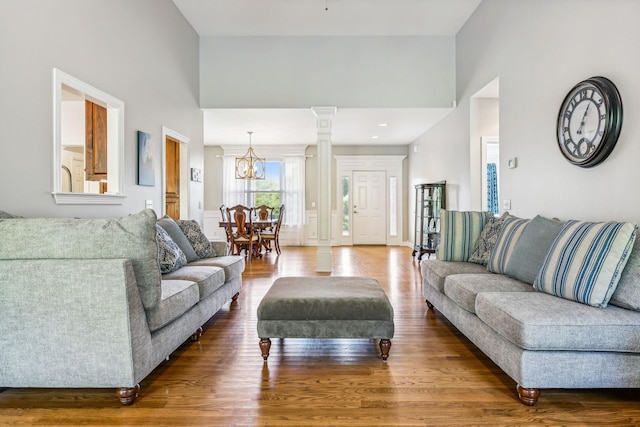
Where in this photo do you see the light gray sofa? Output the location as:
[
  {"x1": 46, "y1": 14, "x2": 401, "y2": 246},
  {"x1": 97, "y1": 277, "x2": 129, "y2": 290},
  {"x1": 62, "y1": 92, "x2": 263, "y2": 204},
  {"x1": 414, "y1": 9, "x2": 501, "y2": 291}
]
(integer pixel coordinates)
[
  {"x1": 421, "y1": 212, "x2": 640, "y2": 405},
  {"x1": 0, "y1": 209, "x2": 244, "y2": 405}
]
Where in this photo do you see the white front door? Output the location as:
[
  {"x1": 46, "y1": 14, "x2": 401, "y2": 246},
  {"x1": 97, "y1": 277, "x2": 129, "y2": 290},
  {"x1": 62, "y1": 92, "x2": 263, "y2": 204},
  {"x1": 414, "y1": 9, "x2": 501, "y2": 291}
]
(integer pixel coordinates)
[{"x1": 352, "y1": 171, "x2": 386, "y2": 245}]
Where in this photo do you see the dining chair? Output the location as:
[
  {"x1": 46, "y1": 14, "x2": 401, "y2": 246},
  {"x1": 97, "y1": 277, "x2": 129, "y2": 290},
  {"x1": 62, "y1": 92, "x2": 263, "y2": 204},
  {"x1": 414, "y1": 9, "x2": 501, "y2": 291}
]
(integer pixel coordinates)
[
  {"x1": 219, "y1": 204, "x2": 230, "y2": 243},
  {"x1": 225, "y1": 205, "x2": 261, "y2": 260},
  {"x1": 259, "y1": 204, "x2": 284, "y2": 255},
  {"x1": 254, "y1": 205, "x2": 275, "y2": 230}
]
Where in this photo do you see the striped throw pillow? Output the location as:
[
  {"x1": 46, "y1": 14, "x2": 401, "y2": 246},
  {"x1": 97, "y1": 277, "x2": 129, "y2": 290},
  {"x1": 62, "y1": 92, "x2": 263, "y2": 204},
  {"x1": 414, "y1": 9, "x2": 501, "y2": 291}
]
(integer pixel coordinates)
[
  {"x1": 487, "y1": 217, "x2": 530, "y2": 274},
  {"x1": 533, "y1": 220, "x2": 637, "y2": 307},
  {"x1": 437, "y1": 210, "x2": 493, "y2": 261}
]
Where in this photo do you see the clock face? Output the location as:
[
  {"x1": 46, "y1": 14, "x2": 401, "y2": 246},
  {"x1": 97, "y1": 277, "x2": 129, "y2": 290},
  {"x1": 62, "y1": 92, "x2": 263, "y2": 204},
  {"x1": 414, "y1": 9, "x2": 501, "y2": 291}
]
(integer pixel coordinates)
[{"x1": 557, "y1": 77, "x2": 623, "y2": 168}]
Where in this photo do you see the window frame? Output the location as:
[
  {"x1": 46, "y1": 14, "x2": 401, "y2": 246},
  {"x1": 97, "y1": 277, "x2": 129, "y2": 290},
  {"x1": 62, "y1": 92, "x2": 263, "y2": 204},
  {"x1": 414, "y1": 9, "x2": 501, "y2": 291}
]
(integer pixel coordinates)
[{"x1": 52, "y1": 68, "x2": 125, "y2": 205}]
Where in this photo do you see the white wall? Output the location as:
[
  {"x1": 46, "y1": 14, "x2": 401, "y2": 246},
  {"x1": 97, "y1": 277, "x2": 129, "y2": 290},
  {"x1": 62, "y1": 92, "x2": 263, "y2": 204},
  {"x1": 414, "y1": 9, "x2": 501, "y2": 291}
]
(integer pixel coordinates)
[
  {"x1": 200, "y1": 36, "x2": 456, "y2": 108},
  {"x1": 411, "y1": 0, "x2": 640, "y2": 224},
  {"x1": 0, "y1": 0, "x2": 203, "y2": 221}
]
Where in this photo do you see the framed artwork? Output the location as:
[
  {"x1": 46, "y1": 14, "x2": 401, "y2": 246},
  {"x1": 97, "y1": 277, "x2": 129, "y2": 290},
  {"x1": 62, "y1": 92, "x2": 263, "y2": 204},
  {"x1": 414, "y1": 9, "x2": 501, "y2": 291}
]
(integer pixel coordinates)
[
  {"x1": 191, "y1": 167, "x2": 202, "y2": 182},
  {"x1": 137, "y1": 131, "x2": 155, "y2": 186}
]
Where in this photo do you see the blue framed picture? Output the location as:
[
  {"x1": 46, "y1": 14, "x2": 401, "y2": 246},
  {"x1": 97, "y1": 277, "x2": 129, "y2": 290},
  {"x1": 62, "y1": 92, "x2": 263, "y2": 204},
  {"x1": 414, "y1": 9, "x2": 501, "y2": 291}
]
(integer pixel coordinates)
[{"x1": 137, "y1": 131, "x2": 155, "y2": 186}]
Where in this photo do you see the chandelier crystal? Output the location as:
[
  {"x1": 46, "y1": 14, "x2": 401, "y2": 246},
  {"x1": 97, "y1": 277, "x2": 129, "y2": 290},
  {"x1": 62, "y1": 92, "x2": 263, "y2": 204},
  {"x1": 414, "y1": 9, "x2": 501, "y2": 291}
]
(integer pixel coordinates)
[{"x1": 235, "y1": 131, "x2": 265, "y2": 180}]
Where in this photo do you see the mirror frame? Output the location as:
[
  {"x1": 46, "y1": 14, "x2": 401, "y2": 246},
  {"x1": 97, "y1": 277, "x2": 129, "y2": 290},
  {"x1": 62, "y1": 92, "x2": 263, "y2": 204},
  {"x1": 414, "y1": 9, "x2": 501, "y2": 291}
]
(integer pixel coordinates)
[{"x1": 52, "y1": 68, "x2": 126, "y2": 205}]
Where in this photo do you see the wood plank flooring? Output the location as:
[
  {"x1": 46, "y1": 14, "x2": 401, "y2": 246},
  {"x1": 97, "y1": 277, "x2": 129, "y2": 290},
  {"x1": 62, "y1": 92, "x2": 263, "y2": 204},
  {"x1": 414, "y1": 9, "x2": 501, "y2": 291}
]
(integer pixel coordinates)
[{"x1": 1, "y1": 246, "x2": 640, "y2": 426}]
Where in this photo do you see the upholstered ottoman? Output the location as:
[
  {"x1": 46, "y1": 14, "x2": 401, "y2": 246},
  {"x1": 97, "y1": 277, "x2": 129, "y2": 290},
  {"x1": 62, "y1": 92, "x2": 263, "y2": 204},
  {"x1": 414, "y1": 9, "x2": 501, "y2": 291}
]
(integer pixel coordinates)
[{"x1": 257, "y1": 276, "x2": 394, "y2": 360}]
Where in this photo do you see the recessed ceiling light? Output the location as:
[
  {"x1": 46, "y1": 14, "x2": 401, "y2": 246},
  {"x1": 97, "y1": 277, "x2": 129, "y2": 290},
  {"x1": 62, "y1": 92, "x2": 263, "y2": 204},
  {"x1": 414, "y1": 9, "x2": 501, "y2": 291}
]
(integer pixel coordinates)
[
  {"x1": 378, "y1": 123, "x2": 388, "y2": 127},
  {"x1": 372, "y1": 135, "x2": 379, "y2": 139}
]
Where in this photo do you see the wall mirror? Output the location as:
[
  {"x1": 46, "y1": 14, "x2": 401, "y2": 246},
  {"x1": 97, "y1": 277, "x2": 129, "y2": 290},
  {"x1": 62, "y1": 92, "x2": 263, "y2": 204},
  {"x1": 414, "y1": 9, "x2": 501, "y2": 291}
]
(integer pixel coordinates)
[{"x1": 52, "y1": 68, "x2": 125, "y2": 204}]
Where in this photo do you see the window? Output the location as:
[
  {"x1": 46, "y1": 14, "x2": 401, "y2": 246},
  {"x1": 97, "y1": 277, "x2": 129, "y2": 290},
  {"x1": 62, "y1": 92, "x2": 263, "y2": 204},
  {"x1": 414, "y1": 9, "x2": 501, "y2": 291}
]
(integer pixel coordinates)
[
  {"x1": 53, "y1": 69, "x2": 125, "y2": 205},
  {"x1": 242, "y1": 161, "x2": 283, "y2": 218},
  {"x1": 341, "y1": 176, "x2": 350, "y2": 236},
  {"x1": 222, "y1": 146, "x2": 306, "y2": 245}
]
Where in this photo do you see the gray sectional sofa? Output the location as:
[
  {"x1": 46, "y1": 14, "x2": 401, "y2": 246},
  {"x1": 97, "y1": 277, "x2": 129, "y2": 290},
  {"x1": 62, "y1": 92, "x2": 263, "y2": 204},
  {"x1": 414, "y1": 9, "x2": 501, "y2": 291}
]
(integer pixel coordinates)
[
  {"x1": 0, "y1": 209, "x2": 244, "y2": 405},
  {"x1": 421, "y1": 211, "x2": 640, "y2": 405}
]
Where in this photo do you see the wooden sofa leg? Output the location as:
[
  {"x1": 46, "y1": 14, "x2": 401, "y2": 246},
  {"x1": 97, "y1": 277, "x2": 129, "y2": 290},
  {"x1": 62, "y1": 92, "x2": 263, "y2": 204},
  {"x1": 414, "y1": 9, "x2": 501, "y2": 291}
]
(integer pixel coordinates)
[
  {"x1": 260, "y1": 338, "x2": 271, "y2": 360},
  {"x1": 190, "y1": 327, "x2": 203, "y2": 342},
  {"x1": 425, "y1": 299, "x2": 434, "y2": 309},
  {"x1": 516, "y1": 384, "x2": 540, "y2": 405},
  {"x1": 379, "y1": 339, "x2": 392, "y2": 361},
  {"x1": 231, "y1": 292, "x2": 240, "y2": 302},
  {"x1": 116, "y1": 384, "x2": 140, "y2": 405}
]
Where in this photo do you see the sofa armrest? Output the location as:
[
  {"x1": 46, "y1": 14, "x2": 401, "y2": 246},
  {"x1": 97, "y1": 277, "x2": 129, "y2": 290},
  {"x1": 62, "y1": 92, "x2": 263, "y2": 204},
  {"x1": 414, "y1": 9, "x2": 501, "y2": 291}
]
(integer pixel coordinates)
[{"x1": 0, "y1": 259, "x2": 151, "y2": 388}]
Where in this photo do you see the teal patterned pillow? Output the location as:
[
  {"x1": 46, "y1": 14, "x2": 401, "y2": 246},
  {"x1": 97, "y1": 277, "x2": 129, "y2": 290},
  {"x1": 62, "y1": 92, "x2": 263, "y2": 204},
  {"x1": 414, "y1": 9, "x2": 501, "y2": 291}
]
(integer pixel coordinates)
[
  {"x1": 487, "y1": 217, "x2": 530, "y2": 274},
  {"x1": 533, "y1": 220, "x2": 637, "y2": 307},
  {"x1": 0, "y1": 211, "x2": 23, "y2": 218},
  {"x1": 156, "y1": 225, "x2": 187, "y2": 274},
  {"x1": 176, "y1": 219, "x2": 216, "y2": 258},
  {"x1": 468, "y1": 212, "x2": 511, "y2": 266},
  {"x1": 437, "y1": 210, "x2": 493, "y2": 262}
]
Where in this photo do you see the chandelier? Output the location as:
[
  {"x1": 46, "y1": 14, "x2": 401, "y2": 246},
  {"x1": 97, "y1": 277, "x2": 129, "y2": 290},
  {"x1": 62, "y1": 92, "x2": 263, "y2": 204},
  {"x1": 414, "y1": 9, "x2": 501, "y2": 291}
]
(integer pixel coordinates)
[{"x1": 235, "y1": 131, "x2": 265, "y2": 180}]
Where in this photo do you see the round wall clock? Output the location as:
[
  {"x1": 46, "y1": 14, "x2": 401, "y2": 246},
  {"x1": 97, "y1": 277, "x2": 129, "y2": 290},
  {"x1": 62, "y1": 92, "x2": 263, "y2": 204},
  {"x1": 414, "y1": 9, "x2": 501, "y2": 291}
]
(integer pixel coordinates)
[{"x1": 556, "y1": 76, "x2": 623, "y2": 168}]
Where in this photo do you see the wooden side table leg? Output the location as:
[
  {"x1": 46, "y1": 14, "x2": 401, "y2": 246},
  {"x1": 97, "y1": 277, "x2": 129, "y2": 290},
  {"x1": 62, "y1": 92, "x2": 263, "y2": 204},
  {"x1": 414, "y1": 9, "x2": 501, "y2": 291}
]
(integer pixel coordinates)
[
  {"x1": 260, "y1": 338, "x2": 272, "y2": 360},
  {"x1": 379, "y1": 339, "x2": 391, "y2": 361}
]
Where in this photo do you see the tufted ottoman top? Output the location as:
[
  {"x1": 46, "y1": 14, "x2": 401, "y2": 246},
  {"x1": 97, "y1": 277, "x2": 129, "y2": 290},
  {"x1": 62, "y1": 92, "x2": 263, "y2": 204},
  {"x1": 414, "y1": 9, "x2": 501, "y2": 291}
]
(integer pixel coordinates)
[{"x1": 257, "y1": 276, "x2": 394, "y2": 321}]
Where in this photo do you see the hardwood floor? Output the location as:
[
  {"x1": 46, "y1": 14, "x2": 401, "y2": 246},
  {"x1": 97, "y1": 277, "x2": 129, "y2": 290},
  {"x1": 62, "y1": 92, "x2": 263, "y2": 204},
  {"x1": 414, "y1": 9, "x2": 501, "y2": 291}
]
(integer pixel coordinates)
[{"x1": 1, "y1": 246, "x2": 639, "y2": 426}]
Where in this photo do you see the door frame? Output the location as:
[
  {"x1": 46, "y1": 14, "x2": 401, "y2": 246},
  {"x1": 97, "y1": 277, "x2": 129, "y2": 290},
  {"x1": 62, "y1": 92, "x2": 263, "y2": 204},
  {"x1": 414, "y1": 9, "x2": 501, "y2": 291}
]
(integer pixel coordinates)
[
  {"x1": 334, "y1": 155, "x2": 405, "y2": 246},
  {"x1": 162, "y1": 127, "x2": 190, "y2": 219}
]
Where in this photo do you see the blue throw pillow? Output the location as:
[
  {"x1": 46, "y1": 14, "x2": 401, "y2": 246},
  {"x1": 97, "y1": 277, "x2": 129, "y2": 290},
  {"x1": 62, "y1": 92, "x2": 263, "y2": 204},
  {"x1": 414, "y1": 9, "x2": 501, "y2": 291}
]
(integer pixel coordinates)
[
  {"x1": 534, "y1": 220, "x2": 637, "y2": 307},
  {"x1": 437, "y1": 210, "x2": 493, "y2": 262}
]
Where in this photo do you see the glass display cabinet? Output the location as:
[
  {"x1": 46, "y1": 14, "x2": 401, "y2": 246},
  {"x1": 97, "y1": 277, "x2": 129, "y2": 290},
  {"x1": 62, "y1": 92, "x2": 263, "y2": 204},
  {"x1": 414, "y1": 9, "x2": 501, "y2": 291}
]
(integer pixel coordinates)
[{"x1": 413, "y1": 181, "x2": 446, "y2": 261}]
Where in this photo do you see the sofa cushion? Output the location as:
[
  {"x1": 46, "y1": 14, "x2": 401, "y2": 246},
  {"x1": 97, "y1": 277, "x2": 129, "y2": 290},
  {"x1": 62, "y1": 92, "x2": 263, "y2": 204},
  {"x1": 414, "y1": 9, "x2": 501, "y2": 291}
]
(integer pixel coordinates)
[
  {"x1": 157, "y1": 216, "x2": 198, "y2": 263},
  {"x1": 611, "y1": 237, "x2": 640, "y2": 311},
  {"x1": 504, "y1": 215, "x2": 565, "y2": 284},
  {"x1": 176, "y1": 219, "x2": 216, "y2": 258},
  {"x1": 0, "y1": 209, "x2": 162, "y2": 310},
  {"x1": 156, "y1": 225, "x2": 187, "y2": 274},
  {"x1": 146, "y1": 280, "x2": 199, "y2": 332},
  {"x1": 437, "y1": 210, "x2": 493, "y2": 261},
  {"x1": 162, "y1": 266, "x2": 225, "y2": 300},
  {"x1": 534, "y1": 220, "x2": 637, "y2": 307},
  {"x1": 475, "y1": 291, "x2": 640, "y2": 352},
  {"x1": 444, "y1": 273, "x2": 535, "y2": 313},
  {"x1": 188, "y1": 256, "x2": 245, "y2": 283},
  {"x1": 468, "y1": 212, "x2": 510, "y2": 266},
  {"x1": 420, "y1": 260, "x2": 491, "y2": 293},
  {"x1": 487, "y1": 217, "x2": 530, "y2": 274}
]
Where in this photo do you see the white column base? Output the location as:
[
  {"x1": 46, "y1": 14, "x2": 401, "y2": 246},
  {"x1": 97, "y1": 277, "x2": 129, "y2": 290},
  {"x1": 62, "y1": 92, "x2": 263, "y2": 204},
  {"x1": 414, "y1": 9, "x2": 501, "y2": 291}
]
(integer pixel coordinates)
[{"x1": 316, "y1": 244, "x2": 333, "y2": 272}]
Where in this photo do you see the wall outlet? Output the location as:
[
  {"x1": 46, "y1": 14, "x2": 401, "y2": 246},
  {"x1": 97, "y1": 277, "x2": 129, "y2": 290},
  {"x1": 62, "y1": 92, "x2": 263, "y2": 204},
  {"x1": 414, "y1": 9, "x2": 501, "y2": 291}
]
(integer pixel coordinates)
[
  {"x1": 311, "y1": 201, "x2": 316, "y2": 208},
  {"x1": 507, "y1": 157, "x2": 518, "y2": 169},
  {"x1": 503, "y1": 199, "x2": 511, "y2": 210},
  {"x1": 145, "y1": 200, "x2": 153, "y2": 209}
]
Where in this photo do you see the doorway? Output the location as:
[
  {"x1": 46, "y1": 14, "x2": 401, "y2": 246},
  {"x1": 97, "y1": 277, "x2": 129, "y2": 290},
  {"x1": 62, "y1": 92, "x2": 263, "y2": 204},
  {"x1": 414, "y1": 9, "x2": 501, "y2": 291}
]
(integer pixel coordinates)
[
  {"x1": 162, "y1": 127, "x2": 190, "y2": 219},
  {"x1": 481, "y1": 137, "x2": 500, "y2": 214},
  {"x1": 352, "y1": 171, "x2": 387, "y2": 245},
  {"x1": 165, "y1": 136, "x2": 180, "y2": 219}
]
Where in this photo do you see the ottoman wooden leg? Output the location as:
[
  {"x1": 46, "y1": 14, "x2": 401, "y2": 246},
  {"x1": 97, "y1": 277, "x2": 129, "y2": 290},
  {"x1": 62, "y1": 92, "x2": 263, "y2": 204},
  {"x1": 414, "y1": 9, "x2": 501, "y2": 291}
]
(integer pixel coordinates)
[
  {"x1": 379, "y1": 339, "x2": 391, "y2": 361},
  {"x1": 259, "y1": 338, "x2": 272, "y2": 360}
]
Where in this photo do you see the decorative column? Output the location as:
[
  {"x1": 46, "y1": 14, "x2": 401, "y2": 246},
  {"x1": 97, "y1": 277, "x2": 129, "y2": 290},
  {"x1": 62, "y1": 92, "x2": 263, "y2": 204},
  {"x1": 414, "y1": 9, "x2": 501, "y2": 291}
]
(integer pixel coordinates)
[{"x1": 312, "y1": 107, "x2": 337, "y2": 272}]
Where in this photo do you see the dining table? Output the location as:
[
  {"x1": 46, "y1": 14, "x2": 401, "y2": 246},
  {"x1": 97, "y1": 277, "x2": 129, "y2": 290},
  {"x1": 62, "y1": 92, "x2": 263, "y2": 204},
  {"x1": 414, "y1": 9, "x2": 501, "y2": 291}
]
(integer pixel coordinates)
[{"x1": 218, "y1": 219, "x2": 278, "y2": 256}]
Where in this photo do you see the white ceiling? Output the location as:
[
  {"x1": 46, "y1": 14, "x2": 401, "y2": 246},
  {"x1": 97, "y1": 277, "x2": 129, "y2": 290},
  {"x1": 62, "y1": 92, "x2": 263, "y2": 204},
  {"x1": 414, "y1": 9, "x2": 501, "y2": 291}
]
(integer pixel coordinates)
[{"x1": 172, "y1": 0, "x2": 483, "y2": 145}]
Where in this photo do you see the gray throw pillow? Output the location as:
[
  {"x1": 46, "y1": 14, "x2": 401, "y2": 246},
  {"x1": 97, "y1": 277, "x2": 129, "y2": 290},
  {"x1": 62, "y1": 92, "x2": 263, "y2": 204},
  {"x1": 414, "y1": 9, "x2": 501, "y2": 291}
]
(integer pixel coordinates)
[
  {"x1": 504, "y1": 215, "x2": 565, "y2": 284},
  {"x1": 176, "y1": 219, "x2": 216, "y2": 258},
  {"x1": 157, "y1": 216, "x2": 198, "y2": 263},
  {"x1": 155, "y1": 225, "x2": 187, "y2": 273}
]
